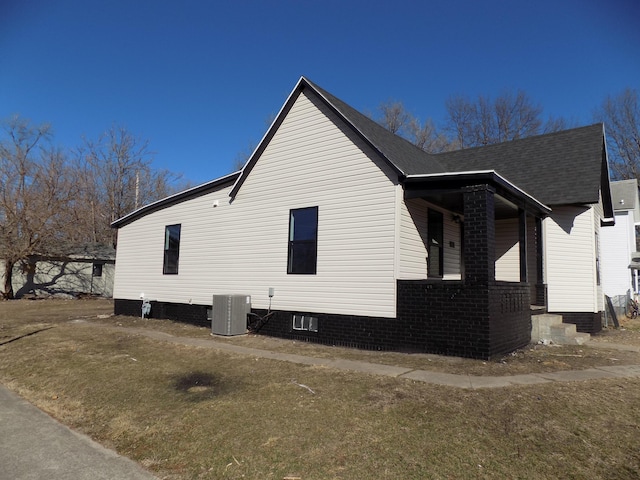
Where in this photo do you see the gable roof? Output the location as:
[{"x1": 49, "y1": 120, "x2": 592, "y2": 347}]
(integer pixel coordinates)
[
  {"x1": 231, "y1": 77, "x2": 612, "y2": 217},
  {"x1": 229, "y1": 77, "x2": 448, "y2": 198},
  {"x1": 304, "y1": 78, "x2": 449, "y2": 177},
  {"x1": 430, "y1": 124, "x2": 610, "y2": 208},
  {"x1": 113, "y1": 77, "x2": 614, "y2": 228}
]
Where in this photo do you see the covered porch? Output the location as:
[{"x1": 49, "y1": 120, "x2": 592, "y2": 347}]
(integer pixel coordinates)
[{"x1": 398, "y1": 171, "x2": 551, "y2": 359}]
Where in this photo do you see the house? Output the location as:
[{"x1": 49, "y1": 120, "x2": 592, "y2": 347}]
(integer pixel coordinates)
[
  {"x1": 1, "y1": 244, "x2": 116, "y2": 298},
  {"x1": 600, "y1": 179, "x2": 640, "y2": 314},
  {"x1": 111, "y1": 77, "x2": 613, "y2": 359}
]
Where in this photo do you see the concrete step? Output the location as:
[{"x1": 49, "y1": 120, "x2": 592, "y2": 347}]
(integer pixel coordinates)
[
  {"x1": 548, "y1": 324, "x2": 591, "y2": 345},
  {"x1": 531, "y1": 313, "x2": 563, "y2": 341},
  {"x1": 531, "y1": 313, "x2": 591, "y2": 345}
]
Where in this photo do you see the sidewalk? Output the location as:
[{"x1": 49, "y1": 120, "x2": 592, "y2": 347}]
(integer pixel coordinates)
[
  {"x1": 0, "y1": 385, "x2": 158, "y2": 480},
  {"x1": 119, "y1": 326, "x2": 640, "y2": 390}
]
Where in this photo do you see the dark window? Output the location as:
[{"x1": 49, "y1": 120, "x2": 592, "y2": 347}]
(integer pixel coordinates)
[
  {"x1": 427, "y1": 209, "x2": 443, "y2": 277},
  {"x1": 288, "y1": 207, "x2": 318, "y2": 274},
  {"x1": 163, "y1": 224, "x2": 181, "y2": 274},
  {"x1": 92, "y1": 263, "x2": 103, "y2": 277}
]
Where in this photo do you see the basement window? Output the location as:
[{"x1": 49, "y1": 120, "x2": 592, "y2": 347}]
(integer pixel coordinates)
[{"x1": 292, "y1": 314, "x2": 318, "y2": 332}]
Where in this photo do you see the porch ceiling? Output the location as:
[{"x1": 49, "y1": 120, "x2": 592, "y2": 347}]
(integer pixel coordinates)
[
  {"x1": 408, "y1": 190, "x2": 520, "y2": 219},
  {"x1": 403, "y1": 170, "x2": 551, "y2": 219}
]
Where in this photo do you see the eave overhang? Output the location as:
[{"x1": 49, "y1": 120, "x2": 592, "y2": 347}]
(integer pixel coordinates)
[
  {"x1": 403, "y1": 170, "x2": 552, "y2": 219},
  {"x1": 600, "y1": 129, "x2": 615, "y2": 226},
  {"x1": 111, "y1": 172, "x2": 240, "y2": 229}
]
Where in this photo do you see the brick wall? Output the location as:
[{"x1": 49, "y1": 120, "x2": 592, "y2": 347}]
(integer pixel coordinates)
[
  {"x1": 463, "y1": 185, "x2": 496, "y2": 285},
  {"x1": 556, "y1": 311, "x2": 603, "y2": 334},
  {"x1": 254, "y1": 309, "x2": 403, "y2": 351},
  {"x1": 114, "y1": 298, "x2": 209, "y2": 327},
  {"x1": 397, "y1": 280, "x2": 531, "y2": 359},
  {"x1": 115, "y1": 278, "x2": 530, "y2": 360}
]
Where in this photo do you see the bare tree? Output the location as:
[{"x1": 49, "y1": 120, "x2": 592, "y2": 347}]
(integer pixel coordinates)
[
  {"x1": 232, "y1": 140, "x2": 257, "y2": 171},
  {"x1": 594, "y1": 88, "x2": 640, "y2": 180},
  {"x1": 407, "y1": 117, "x2": 453, "y2": 153},
  {"x1": 445, "y1": 90, "x2": 556, "y2": 148},
  {"x1": 231, "y1": 113, "x2": 278, "y2": 172},
  {"x1": 374, "y1": 101, "x2": 452, "y2": 153},
  {"x1": 75, "y1": 125, "x2": 181, "y2": 246},
  {"x1": 0, "y1": 116, "x2": 76, "y2": 299},
  {"x1": 377, "y1": 101, "x2": 411, "y2": 136}
]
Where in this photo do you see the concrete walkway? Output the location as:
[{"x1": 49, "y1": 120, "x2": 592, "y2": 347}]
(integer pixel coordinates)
[
  {"x1": 0, "y1": 385, "x2": 158, "y2": 480},
  {"x1": 117, "y1": 325, "x2": 640, "y2": 390}
]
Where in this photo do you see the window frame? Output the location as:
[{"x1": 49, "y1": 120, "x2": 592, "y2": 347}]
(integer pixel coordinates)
[
  {"x1": 163, "y1": 224, "x2": 181, "y2": 275},
  {"x1": 292, "y1": 314, "x2": 318, "y2": 332},
  {"x1": 287, "y1": 206, "x2": 318, "y2": 275},
  {"x1": 92, "y1": 263, "x2": 103, "y2": 277}
]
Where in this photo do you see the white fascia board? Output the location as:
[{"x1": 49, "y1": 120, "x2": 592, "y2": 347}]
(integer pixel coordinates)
[
  {"x1": 230, "y1": 76, "x2": 308, "y2": 196},
  {"x1": 111, "y1": 171, "x2": 239, "y2": 227}
]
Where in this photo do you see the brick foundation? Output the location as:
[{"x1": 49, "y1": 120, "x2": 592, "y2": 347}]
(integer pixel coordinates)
[
  {"x1": 115, "y1": 279, "x2": 532, "y2": 360},
  {"x1": 552, "y1": 311, "x2": 603, "y2": 334},
  {"x1": 397, "y1": 280, "x2": 531, "y2": 359},
  {"x1": 114, "y1": 298, "x2": 210, "y2": 327}
]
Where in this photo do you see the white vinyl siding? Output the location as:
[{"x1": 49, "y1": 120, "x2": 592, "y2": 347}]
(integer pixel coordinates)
[
  {"x1": 398, "y1": 198, "x2": 428, "y2": 278},
  {"x1": 442, "y1": 213, "x2": 462, "y2": 280},
  {"x1": 593, "y1": 198, "x2": 605, "y2": 312},
  {"x1": 113, "y1": 185, "x2": 235, "y2": 303},
  {"x1": 4, "y1": 260, "x2": 114, "y2": 297},
  {"x1": 114, "y1": 89, "x2": 400, "y2": 318},
  {"x1": 544, "y1": 205, "x2": 598, "y2": 312},
  {"x1": 600, "y1": 211, "x2": 634, "y2": 298},
  {"x1": 495, "y1": 219, "x2": 520, "y2": 282},
  {"x1": 494, "y1": 216, "x2": 539, "y2": 288},
  {"x1": 398, "y1": 199, "x2": 461, "y2": 280}
]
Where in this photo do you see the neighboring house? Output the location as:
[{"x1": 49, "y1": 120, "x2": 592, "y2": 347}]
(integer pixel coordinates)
[
  {"x1": 600, "y1": 179, "x2": 640, "y2": 313},
  {"x1": 111, "y1": 77, "x2": 613, "y2": 359},
  {"x1": 0, "y1": 244, "x2": 116, "y2": 298}
]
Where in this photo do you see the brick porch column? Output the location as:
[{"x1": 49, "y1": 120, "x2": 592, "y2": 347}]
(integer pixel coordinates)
[{"x1": 463, "y1": 184, "x2": 496, "y2": 285}]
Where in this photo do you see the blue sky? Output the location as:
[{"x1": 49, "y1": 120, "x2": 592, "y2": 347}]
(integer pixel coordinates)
[{"x1": 1, "y1": 0, "x2": 638, "y2": 186}]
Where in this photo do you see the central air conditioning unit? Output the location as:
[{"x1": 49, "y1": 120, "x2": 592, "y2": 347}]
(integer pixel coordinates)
[{"x1": 211, "y1": 295, "x2": 251, "y2": 336}]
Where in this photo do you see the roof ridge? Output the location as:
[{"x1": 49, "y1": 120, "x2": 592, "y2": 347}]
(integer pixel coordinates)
[
  {"x1": 433, "y1": 122, "x2": 604, "y2": 157},
  {"x1": 301, "y1": 77, "x2": 447, "y2": 176}
]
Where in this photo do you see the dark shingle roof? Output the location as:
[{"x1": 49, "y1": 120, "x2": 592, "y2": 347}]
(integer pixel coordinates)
[
  {"x1": 305, "y1": 78, "x2": 449, "y2": 176},
  {"x1": 114, "y1": 77, "x2": 613, "y2": 228},
  {"x1": 304, "y1": 78, "x2": 609, "y2": 208},
  {"x1": 429, "y1": 124, "x2": 607, "y2": 206}
]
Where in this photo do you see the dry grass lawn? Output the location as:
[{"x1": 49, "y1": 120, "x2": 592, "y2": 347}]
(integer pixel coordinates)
[{"x1": 1, "y1": 298, "x2": 640, "y2": 479}]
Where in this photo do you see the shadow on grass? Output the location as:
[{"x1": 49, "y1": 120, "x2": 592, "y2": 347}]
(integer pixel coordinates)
[
  {"x1": 0, "y1": 326, "x2": 54, "y2": 346},
  {"x1": 172, "y1": 371, "x2": 235, "y2": 402}
]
